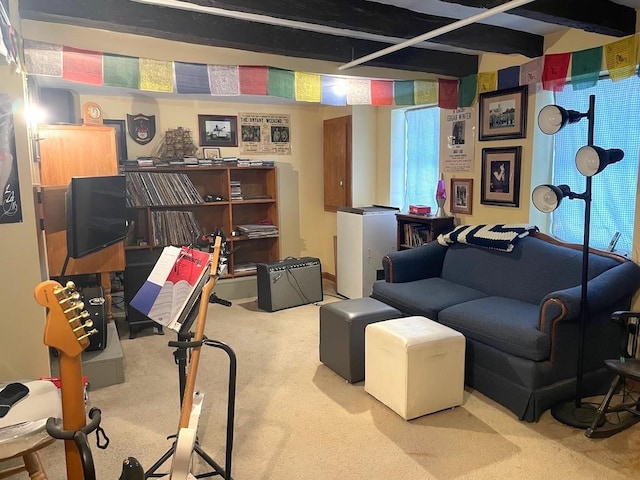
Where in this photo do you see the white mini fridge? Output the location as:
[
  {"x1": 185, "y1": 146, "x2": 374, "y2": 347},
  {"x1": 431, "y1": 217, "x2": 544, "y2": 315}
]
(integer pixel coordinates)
[{"x1": 337, "y1": 206, "x2": 399, "y2": 299}]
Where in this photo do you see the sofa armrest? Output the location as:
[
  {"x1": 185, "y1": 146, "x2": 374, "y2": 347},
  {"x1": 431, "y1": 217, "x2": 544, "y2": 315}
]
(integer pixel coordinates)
[
  {"x1": 539, "y1": 260, "x2": 640, "y2": 334},
  {"x1": 382, "y1": 241, "x2": 448, "y2": 283}
]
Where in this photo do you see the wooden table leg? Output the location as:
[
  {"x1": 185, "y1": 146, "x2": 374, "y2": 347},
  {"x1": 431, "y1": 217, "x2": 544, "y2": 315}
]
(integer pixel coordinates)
[
  {"x1": 100, "y1": 271, "x2": 113, "y2": 323},
  {"x1": 23, "y1": 452, "x2": 47, "y2": 480}
]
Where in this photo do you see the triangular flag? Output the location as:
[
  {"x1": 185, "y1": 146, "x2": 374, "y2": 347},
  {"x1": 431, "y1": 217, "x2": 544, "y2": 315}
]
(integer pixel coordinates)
[
  {"x1": 24, "y1": 40, "x2": 62, "y2": 76},
  {"x1": 394, "y1": 80, "x2": 414, "y2": 106},
  {"x1": 438, "y1": 79, "x2": 458, "y2": 109},
  {"x1": 346, "y1": 78, "x2": 371, "y2": 105},
  {"x1": 139, "y1": 58, "x2": 174, "y2": 92},
  {"x1": 605, "y1": 36, "x2": 638, "y2": 82},
  {"x1": 497, "y1": 66, "x2": 520, "y2": 90},
  {"x1": 571, "y1": 46, "x2": 602, "y2": 90},
  {"x1": 239, "y1": 66, "x2": 268, "y2": 95},
  {"x1": 371, "y1": 80, "x2": 393, "y2": 105},
  {"x1": 477, "y1": 72, "x2": 497, "y2": 93},
  {"x1": 414, "y1": 80, "x2": 437, "y2": 105},
  {"x1": 103, "y1": 54, "x2": 139, "y2": 89},
  {"x1": 321, "y1": 76, "x2": 346, "y2": 106},
  {"x1": 542, "y1": 52, "x2": 571, "y2": 91},
  {"x1": 295, "y1": 72, "x2": 321, "y2": 102},
  {"x1": 458, "y1": 75, "x2": 477, "y2": 107},
  {"x1": 268, "y1": 68, "x2": 294, "y2": 99},
  {"x1": 208, "y1": 65, "x2": 239, "y2": 96},
  {"x1": 62, "y1": 46, "x2": 102, "y2": 85}
]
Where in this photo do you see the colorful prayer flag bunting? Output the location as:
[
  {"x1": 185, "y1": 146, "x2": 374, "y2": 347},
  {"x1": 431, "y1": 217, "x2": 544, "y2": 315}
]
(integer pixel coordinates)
[
  {"x1": 370, "y1": 80, "x2": 393, "y2": 106},
  {"x1": 346, "y1": 78, "x2": 371, "y2": 105},
  {"x1": 394, "y1": 80, "x2": 414, "y2": 106},
  {"x1": 458, "y1": 75, "x2": 477, "y2": 107},
  {"x1": 414, "y1": 80, "x2": 437, "y2": 105},
  {"x1": 497, "y1": 66, "x2": 520, "y2": 90},
  {"x1": 268, "y1": 68, "x2": 295, "y2": 99},
  {"x1": 571, "y1": 46, "x2": 602, "y2": 90},
  {"x1": 542, "y1": 52, "x2": 571, "y2": 91},
  {"x1": 62, "y1": 46, "x2": 102, "y2": 85},
  {"x1": 295, "y1": 72, "x2": 321, "y2": 102},
  {"x1": 139, "y1": 58, "x2": 174, "y2": 93},
  {"x1": 175, "y1": 62, "x2": 210, "y2": 94},
  {"x1": 321, "y1": 76, "x2": 346, "y2": 106},
  {"x1": 605, "y1": 36, "x2": 638, "y2": 82},
  {"x1": 103, "y1": 54, "x2": 139, "y2": 89},
  {"x1": 239, "y1": 66, "x2": 268, "y2": 95},
  {"x1": 438, "y1": 79, "x2": 458, "y2": 109},
  {"x1": 208, "y1": 65, "x2": 239, "y2": 96}
]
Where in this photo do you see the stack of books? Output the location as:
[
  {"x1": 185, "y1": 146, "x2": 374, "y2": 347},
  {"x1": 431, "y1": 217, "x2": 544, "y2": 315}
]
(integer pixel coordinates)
[{"x1": 236, "y1": 224, "x2": 279, "y2": 239}]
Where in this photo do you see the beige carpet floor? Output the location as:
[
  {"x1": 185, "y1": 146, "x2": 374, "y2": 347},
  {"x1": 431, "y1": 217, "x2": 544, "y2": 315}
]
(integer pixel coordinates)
[{"x1": 28, "y1": 287, "x2": 640, "y2": 479}]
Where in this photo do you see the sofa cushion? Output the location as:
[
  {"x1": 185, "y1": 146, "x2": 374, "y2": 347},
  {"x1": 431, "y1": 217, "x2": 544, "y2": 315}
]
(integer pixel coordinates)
[
  {"x1": 438, "y1": 296, "x2": 550, "y2": 362},
  {"x1": 440, "y1": 236, "x2": 620, "y2": 305},
  {"x1": 371, "y1": 277, "x2": 487, "y2": 320}
]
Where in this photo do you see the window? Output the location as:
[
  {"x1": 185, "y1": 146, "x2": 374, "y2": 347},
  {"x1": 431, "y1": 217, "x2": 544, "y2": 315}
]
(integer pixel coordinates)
[
  {"x1": 547, "y1": 77, "x2": 639, "y2": 254},
  {"x1": 390, "y1": 106, "x2": 440, "y2": 211}
]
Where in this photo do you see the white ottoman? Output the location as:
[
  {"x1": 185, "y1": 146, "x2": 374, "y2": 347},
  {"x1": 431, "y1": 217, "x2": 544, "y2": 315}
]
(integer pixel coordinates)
[{"x1": 365, "y1": 316, "x2": 465, "y2": 420}]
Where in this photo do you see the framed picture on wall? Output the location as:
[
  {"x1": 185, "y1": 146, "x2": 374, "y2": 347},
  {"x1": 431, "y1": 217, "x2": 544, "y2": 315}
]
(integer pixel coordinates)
[
  {"x1": 481, "y1": 146, "x2": 522, "y2": 207},
  {"x1": 103, "y1": 119, "x2": 128, "y2": 163},
  {"x1": 478, "y1": 85, "x2": 528, "y2": 141},
  {"x1": 202, "y1": 147, "x2": 221, "y2": 159},
  {"x1": 198, "y1": 115, "x2": 238, "y2": 147},
  {"x1": 450, "y1": 178, "x2": 473, "y2": 215}
]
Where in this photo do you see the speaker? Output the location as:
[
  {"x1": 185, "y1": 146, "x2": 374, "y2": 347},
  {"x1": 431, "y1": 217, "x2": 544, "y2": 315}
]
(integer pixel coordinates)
[
  {"x1": 124, "y1": 250, "x2": 163, "y2": 338},
  {"x1": 257, "y1": 257, "x2": 323, "y2": 312}
]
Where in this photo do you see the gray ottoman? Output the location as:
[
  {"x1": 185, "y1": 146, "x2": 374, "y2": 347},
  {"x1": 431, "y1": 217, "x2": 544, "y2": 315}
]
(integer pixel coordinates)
[{"x1": 319, "y1": 297, "x2": 402, "y2": 383}]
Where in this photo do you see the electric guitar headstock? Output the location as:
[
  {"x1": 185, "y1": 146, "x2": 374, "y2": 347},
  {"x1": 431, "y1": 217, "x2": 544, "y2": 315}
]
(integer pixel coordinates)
[{"x1": 34, "y1": 280, "x2": 97, "y2": 358}]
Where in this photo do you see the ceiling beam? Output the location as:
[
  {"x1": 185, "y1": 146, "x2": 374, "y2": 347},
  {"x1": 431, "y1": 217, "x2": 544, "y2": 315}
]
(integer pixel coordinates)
[
  {"x1": 172, "y1": 0, "x2": 543, "y2": 57},
  {"x1": 19, "y1": 0, "x2": 479, "y2": 76},
  {"x1": 441, "y1": 0, "x2": 637, "y2": 37}
]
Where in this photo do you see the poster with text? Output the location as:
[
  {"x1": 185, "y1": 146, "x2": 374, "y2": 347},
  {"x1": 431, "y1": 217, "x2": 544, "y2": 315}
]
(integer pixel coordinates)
[
  {"x1": 440, "y1": 107, "x2": 475, "y2": 172},
  {"x1": 239, "y1": 113, "x2": 291, "y2": 155},
  {"x1": 0, "y1": 94, "x2": 22, "y2": 224}
]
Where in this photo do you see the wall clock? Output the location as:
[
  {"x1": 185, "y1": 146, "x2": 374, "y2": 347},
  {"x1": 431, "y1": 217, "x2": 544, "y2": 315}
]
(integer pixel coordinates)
[{"x1": 83, "y1": 102, "x2": 103, "y2": 125}]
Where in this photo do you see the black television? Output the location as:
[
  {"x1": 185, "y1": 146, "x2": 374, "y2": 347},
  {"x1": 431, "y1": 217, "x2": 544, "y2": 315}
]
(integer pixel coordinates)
[{"x1": 66, "y1": 175, "x2": 127, "y2": 259}]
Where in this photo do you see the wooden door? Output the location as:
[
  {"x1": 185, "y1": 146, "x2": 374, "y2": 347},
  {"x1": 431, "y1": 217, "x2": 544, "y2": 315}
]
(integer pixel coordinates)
[{"x1": 323, "y1": 115, "x2": 351, "y2": 212}]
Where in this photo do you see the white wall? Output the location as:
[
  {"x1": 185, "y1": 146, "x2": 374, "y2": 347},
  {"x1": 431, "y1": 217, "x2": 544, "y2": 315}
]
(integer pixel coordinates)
[{"x1": 0, "y1": 1, "x2": 50, "y2": 382}]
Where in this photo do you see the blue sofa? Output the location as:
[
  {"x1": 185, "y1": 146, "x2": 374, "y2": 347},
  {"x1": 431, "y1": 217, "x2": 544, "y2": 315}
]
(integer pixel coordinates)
[{"x1": 370, "y1": 230, "x2": 640, "y2": 421}]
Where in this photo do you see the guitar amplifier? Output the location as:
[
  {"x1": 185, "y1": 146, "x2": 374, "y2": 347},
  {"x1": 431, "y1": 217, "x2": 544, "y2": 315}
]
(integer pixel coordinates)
[
  {"x1": 82, "y1": 287, "x2": 107, "y2": 352},
  {"x1": 257, "y1": 257, "x2": 323, "y2": 312}
]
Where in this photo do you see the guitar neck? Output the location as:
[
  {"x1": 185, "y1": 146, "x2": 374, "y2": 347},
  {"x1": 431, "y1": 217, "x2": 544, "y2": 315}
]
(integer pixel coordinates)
[
  {"x1": 178, "y1": 237, "x2": 222, "y2": 429},
  {"x1": 59, "y1": 354, "x2": 87, "y2": 480}
]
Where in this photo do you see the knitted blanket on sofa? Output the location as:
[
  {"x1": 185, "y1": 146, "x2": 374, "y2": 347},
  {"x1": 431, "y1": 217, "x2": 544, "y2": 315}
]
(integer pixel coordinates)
[{"x1": 437, "y1": 224, "x2": 539, "y2": 252}]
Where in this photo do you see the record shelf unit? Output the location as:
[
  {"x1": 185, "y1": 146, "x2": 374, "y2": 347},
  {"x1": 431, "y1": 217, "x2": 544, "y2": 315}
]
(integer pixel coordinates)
[{"x1": 124, "y1": 165, "x2": 280, "y2": 278}]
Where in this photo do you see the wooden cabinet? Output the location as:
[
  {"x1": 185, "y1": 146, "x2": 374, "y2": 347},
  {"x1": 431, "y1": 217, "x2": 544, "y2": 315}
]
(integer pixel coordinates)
[
  {"x1": 124, "y1": 165, "x2": 280, "y2": 278},
  {"x1": 396, "y1": 214, "x2": 454, "y2": 250},
  {"x1": 38, "y1": 124, "x2": 125, "y2": 321}
]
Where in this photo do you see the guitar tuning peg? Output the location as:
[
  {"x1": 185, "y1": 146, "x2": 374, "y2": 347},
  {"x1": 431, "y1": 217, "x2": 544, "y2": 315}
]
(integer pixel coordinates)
[
  {"x1": 73, "y1": 320, "x2": 94, "y2": 332},
  {"x1": 69, "y1": 311, "x2": 90, "y2": 323},
  {"x1": 59, "y1": 291, "x2": 81, "y2": 304},
  {"x1": 64, "y1": 302, "x2": 84, "y2": 314},
  {"x1": 65, "y1": 281, "x2": 76, "y2": 290},
  {"x1": 78, "y1": 328, "x2": 98, "y2": 341}
]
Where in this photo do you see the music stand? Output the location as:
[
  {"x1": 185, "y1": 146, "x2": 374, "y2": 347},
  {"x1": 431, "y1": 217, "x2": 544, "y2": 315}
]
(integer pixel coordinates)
[{"x1": 144, "y1": 245, "x2": 236, "y2": 480}]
